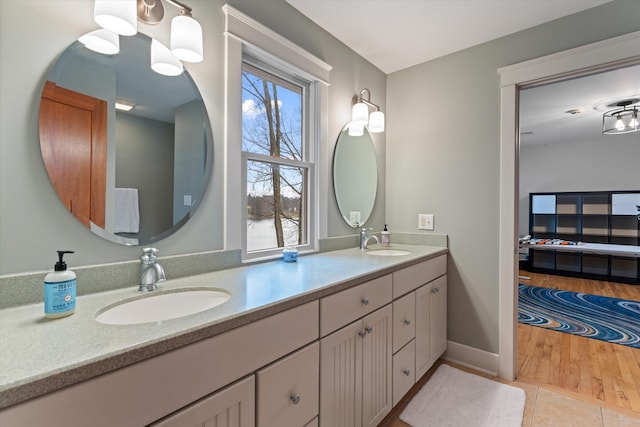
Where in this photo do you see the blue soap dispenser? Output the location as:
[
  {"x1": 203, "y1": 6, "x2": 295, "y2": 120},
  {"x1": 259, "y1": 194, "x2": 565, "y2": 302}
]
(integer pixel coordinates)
[{"x1": 44, "y1": 250, "x2": 76, "y2": 319}]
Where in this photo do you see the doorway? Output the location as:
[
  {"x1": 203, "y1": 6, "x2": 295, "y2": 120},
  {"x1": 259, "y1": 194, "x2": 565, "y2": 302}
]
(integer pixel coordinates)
[{"x1": 497, "y1": 32, "x2": 640, "y2": 382}]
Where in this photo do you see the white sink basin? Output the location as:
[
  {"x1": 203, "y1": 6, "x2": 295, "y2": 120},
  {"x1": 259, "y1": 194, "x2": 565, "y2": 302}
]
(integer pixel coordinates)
[
  {"x1": 96, "y1": 289, "x2": 231, "y2": 325},
  {"x1": 366, "y1": 249, "x2": 411, "y2": 256}
]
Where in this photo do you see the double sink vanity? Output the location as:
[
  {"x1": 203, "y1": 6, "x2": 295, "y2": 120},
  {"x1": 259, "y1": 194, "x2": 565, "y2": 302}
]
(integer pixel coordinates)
[{"x1": 0, "y1": 243, "x2": 447, "y2": 427}]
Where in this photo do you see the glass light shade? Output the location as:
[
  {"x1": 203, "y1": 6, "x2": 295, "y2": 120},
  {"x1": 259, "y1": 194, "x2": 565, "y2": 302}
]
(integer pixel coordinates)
[
  {"x1": 170, "y1": 15, "x2": 204, "y2": 63},
  {"x1": 368, "y1": 110, "x2": 385, "y2": 133},
  {"x1": 78, "y1": 29, "x2": 120, "y2": 55},
  {"x1": 351, "y1": 102, "x2": 369, "y2": 125},
  {"x1": 602, "y1": 106, "x2": 639, "y2": 135},
  {"x1": 94, "y1": 0, "x2": 137, "y2": 36},
  {"x1": 151, "y1": 39, "x2": 184, "y2": 76},
  {"x1": 348, "y1": 122, "x2": 364, "y2": 136}
]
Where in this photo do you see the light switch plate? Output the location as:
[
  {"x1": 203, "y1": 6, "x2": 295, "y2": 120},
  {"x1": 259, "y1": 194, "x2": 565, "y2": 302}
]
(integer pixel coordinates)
[{"x1": 418, "y1": 214, "x2": 434, "y2": 230}]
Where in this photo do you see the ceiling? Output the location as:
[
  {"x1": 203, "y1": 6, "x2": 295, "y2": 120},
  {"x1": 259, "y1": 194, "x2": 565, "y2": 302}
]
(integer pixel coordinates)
[
  {"x1": 286, "y1": 0, "x2": 638, "y2": 145},
  {"x1": 519, "y1": 65, "x2": 640, "y2": 146},
  {"x1": 285, "y1": 0, "x2": 615, "y2": 74}
]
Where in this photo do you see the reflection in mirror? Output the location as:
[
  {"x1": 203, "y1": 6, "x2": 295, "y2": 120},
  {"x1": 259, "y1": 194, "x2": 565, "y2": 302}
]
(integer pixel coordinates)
[
  {"x1": 332, "y1": 123, "x2": 377, "y2": 227},
  {"x1": 39, "y1": 32, "x2": 212, "y2": 245}
]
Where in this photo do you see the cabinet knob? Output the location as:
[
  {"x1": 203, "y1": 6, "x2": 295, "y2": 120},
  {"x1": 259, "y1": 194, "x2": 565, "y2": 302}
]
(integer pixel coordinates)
[
  {"x1": 358, "y1": 330, "x2": 367, "y2": 338},
  {"x1": 402, "y1": 369, "x2": 411, "y2": 376},
  {"x1": 365, "y1": 326, "x2": 373, "y2": 334},
  {"x1": 403, "y1": 319, "x2": 411, "y2": 326},
  {"x1": 431, "y1": 287, "x2": 439, "y2": 294},
  {"x1": 361, "y1": 297, "x2": 369, "y2": 306},
  {"x1": 290, "y1": 394, "x2": 301, "y2": 405}
]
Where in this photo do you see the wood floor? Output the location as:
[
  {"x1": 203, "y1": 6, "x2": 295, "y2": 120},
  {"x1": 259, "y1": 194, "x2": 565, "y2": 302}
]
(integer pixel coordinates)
[{"x1": 517, "y1": 271, "x2": 640, "y2": 415}]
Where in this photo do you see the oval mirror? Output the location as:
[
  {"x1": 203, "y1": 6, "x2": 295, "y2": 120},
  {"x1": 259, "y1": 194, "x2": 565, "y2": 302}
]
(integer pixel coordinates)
[
  {"x1": 332, "y1": 123, "x2": 377, "y2": 227},
  {"x1": 39, "y1": 32, "x2": 212, "y2": 245}
]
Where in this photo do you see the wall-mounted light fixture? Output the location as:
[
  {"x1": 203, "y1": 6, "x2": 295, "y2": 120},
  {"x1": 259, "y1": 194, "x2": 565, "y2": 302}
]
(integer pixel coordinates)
[
  {"x1": 350, "y1": 88, "x2": 384, "y2": 135},
  {"x1": 602, "y1": 99, "x2": 639, "y2": 135},
  {"x1": 87, "y1": 0, "x2": 203, "y2": 76}
]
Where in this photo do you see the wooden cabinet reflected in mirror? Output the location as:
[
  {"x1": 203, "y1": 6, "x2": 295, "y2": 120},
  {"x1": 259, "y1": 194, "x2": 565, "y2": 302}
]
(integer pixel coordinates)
[{"x1": 40, "y1": 81, "x2": 107, "y2": 229}]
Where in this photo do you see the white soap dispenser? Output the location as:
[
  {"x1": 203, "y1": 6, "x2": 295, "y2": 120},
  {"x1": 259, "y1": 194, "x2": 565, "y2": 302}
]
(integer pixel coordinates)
[
  {"x1": 44, "y1": 250, "x2": 76, "y2": 319},
  {"x1": 381, "y1": 224, "x2": 391, "y2": 247}
]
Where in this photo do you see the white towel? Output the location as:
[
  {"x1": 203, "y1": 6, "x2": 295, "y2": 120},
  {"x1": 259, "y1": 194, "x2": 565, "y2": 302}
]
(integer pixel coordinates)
[{"x1": 114, "y1": 188, "x2": 139, "y2": 233}]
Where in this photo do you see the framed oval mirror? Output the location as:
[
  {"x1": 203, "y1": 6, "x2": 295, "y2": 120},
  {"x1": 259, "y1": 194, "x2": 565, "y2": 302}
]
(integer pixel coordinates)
[
  {"x1": 39, "y1": 32, "x2": 213, "y2": 245},
  {"x1": 332, "y1": 123, "x2": 377, "y2": 227}
]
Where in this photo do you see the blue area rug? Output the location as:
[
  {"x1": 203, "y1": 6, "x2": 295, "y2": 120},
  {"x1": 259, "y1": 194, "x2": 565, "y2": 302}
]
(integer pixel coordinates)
[{"x1": 518, "y1": 284, "x2": 640, "y2": 348}]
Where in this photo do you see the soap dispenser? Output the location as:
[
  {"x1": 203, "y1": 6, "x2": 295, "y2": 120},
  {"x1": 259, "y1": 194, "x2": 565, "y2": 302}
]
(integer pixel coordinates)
[
  {"x1": 44, "y1": 250, "x2": 76, "y2": 319},
  {"x1": 381, "y1": 224, "x2": 391, "y2": 247}
]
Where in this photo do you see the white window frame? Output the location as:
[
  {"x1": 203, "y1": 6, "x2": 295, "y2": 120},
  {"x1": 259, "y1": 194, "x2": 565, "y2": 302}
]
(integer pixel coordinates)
[{"x1": 223, "y1": 4, "x2": 332, "y2": 261}]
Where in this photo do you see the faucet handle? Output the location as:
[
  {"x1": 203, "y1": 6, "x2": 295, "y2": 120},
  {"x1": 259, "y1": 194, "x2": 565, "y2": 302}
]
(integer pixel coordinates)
[{"x1": 141, "y1": 248, "x2": 159, "y2": 264}]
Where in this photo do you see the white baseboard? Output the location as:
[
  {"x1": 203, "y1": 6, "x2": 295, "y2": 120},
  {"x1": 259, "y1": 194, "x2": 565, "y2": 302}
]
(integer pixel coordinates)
[{"x1": 444, "y1": 340, "x2": 499, "y2": 376}]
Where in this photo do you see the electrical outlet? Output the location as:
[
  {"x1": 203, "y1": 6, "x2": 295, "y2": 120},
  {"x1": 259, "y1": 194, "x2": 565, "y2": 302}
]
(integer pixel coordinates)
[
  {"x1": 418, "y1": 213, "x2": 434, "y2": 230},
  {"x1": 349, "y1": 211, "x2": 361, "y2": 226}
]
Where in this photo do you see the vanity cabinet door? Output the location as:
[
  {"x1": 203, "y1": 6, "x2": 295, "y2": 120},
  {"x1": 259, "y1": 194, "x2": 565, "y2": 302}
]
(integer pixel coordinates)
[
  {"x1": 361, "y1": 304, "x2": 393, "y2": 427},
  {"x1": 415, "y1": 275, "x2": 448, "y2": 380},
  {"x1": 256, "y1": 342, "x2": 319, "y2": 427},
  {"x1": 319, "y1": 304, "x2": 392, "y2": 427},
  {"x1": 150, "y1": 375, "x2": 255, "y2": 427},
  {"x1": 320, "y1": 319, "x2": 363, "y2": 427},
  {"x1": 429, "y1": 276, "x2": 448, "y2": 364}
]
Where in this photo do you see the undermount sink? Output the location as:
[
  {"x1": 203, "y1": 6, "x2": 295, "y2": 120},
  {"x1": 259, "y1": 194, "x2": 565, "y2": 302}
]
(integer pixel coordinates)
[
  {"x1": 366, "y1": 249, "x2": 411, "y2": 256},
  {"x1": 96, "y1": 288, "x2": 231, "y2": 325}
]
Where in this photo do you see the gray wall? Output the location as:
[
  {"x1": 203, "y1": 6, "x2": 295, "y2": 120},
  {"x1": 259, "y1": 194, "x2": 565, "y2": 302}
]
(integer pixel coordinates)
[
  {"x1": 519, "y1": 135, "x2": 640, "y2": 237},
  {"x1": 115, "y1": 113, "x2": 175, "y2": 241},
  {"x1": 0, "y1": 0, "x2": 385, "y2": 274},
  {"x1": 173, "y1": 100, "x2": 207, "y2": 223},
  {"x1": 386, "y1": 0, "x2": 640, "y2": 353}
]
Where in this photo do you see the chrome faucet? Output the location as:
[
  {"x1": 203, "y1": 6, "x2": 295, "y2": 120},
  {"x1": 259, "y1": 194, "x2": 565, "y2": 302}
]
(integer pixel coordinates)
[
  {"x1": 360, "y1": 227, "x2": 380, "y2": 250},
  {"x1": 139, "y1": 248, "x2": 166, "y2": 292}
]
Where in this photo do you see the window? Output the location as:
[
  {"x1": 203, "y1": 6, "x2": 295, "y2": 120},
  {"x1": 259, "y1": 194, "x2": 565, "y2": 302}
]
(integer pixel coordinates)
[{"x1": 242, "y1": 61, "x2": 314, "y2": 256}]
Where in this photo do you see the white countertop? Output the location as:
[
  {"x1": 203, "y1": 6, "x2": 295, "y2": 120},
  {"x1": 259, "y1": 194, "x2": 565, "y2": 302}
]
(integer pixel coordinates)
[
  {"x1": 523, "y1": 242, "x2": 640, "y2": 258},
  {"x1": 0, "y1": 244, "x2": 447, "y2": 409}
]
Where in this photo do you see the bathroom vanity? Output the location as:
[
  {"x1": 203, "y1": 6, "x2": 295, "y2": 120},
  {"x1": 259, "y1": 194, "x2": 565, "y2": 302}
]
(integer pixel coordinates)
[{"x1": 0, "y1": 245, "x2": 447, "y2": 427}]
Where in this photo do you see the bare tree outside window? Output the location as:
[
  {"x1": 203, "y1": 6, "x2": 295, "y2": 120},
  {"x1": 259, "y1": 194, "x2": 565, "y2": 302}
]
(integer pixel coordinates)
[{"x1": 242, "y1": 63, "x2": 307, "y2": 252}]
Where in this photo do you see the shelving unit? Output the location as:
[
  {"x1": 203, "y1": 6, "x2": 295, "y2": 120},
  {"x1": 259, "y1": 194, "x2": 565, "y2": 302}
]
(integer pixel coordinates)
[{"x1": 527, "y1": 191, "x2": 640, "y2": 284}]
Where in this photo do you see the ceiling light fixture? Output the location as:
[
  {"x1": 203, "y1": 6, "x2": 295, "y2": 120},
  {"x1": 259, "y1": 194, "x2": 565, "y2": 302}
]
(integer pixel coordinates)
[
  {"x1": 78, "y1": 29, "x2": 120, "y2": 55},
  {"x1": 89, "y1": 0, "x2": 203, "y2": 77},
  {"x1": 351, "y1": 88, "x2": 385, "y2": 133},
  {"x1": 602, "y1": 99, "x2": 639, "y2": 135},
  {"x1": 115, "y1": 101, "x2": 136, "y2": 111}
]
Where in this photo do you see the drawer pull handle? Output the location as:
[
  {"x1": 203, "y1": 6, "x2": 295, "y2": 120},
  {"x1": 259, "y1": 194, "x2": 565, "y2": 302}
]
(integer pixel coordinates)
[
  {"x1": 361, "y1": 297, "x2": 369, "y2": 306},
  {"x1": 365, "y1": 326, "x2": 373, "y2": 334},
  {"x1": 358, "y1": 330, "x2": 367, "y2": 338},
  {"x1": 403, "y1": 319, "x2": 411, "y2": 326},
  {"x1": 290, "y1": 394, "x2": 301, "y2": 405},
  {"x1": 402, "y1": 369, "x2": 411, "y2": 376}
]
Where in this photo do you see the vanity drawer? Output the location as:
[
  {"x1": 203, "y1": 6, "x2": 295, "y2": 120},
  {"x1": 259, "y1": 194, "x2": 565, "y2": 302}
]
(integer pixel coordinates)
[
  {"x1": 393, "y1": 291, "x2": 416, "y2": 353},
  {"x1": 393, "y1": 255, "x2": 446, "y2": 298},
  {"x1": 320, "y1": 274, "x2": 392, "y2": 336},
  {"x1": 256, "y1": 342, "x2": 319, "y2": 427},
  {"x1": 392, "y1": 340, "x2": 416, "y2": 407}
]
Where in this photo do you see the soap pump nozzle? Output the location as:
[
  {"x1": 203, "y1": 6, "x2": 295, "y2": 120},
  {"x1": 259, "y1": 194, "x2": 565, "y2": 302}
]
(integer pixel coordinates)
[{"x1": 54, "y1": 250, "x2": 74, "y2": 271}]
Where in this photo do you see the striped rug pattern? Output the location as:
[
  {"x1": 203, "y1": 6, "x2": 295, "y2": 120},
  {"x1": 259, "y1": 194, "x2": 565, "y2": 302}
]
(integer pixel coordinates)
[{"x1": 518, "y1": 284, "x2": 640, "y2": 348}]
